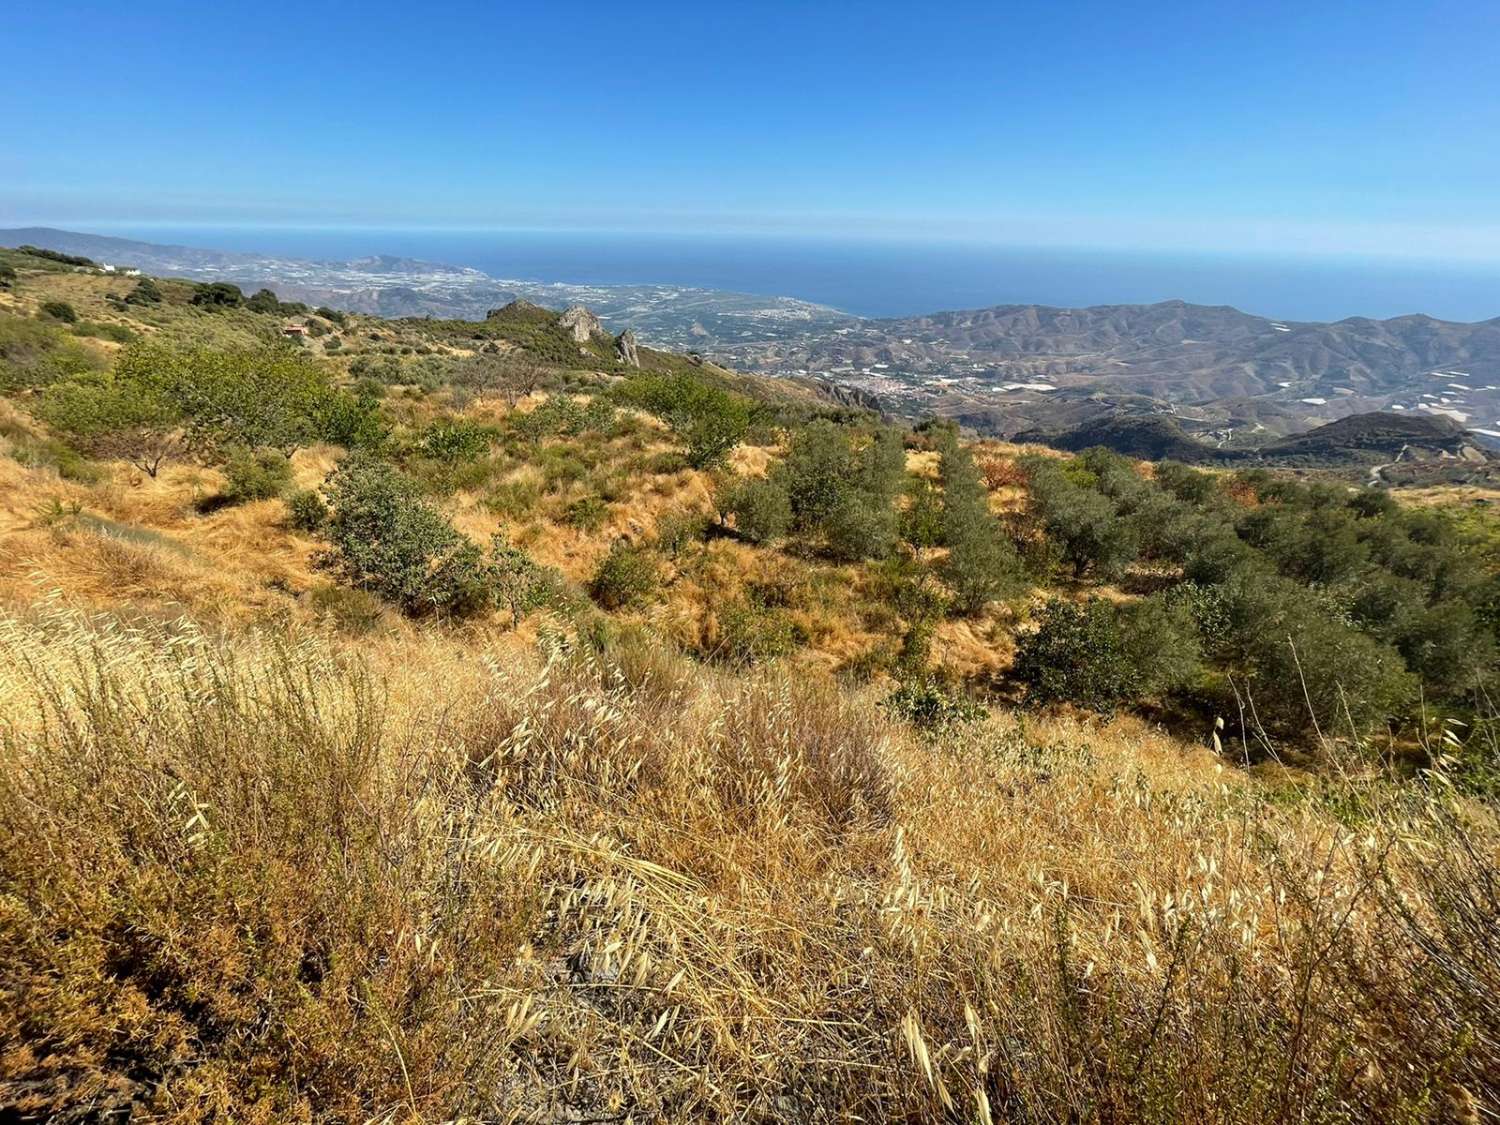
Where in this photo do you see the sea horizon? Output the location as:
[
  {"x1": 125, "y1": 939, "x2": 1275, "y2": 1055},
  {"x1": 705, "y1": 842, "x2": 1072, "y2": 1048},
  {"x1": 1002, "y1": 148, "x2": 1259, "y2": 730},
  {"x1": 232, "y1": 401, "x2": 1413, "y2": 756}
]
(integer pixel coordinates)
[{"x1": 22, "y1": 222, "x2": 1500, "y2": 325}]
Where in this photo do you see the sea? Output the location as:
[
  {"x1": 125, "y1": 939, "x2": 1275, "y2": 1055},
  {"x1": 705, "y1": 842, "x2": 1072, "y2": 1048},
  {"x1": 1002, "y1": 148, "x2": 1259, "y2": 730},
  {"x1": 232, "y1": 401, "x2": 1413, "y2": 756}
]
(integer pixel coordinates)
[{"x1": 85, "y1": 225, "x2": 1500, "y2": 324}]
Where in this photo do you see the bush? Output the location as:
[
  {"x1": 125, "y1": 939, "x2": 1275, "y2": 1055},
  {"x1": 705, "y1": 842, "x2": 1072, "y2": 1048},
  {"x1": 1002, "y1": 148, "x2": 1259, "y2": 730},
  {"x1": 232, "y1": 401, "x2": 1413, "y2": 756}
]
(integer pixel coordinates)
[
  {"x1": 419, "y1": 418, "x2": 493, "y2": 463},
  {"x1": 619, "y1": 373, "x2": 750, "y2": 469},
  {"x1": 40, "y1": 300, "x2": 77, "y2": 323},
  {"x1": 191, "y1": 282, "x2": 243, "y2": 308},
  {"x1": 725, "y1": 476, "x2": 792, "y2": 543},
  {"x1": 1015, "y1": 596, "x2": 1201, "y2": 712},
  {"x1": 124, "y1": 277, "x2": 162, "y2": 305},
  {"x1": 221, "y1": 446, "x2": 293, "y2": 504},
  {"x1": 320, "y1": 455, "x2": 492, "y2": 617},
  {"x1": 938, "y1": 438, "x2": 1025, "y2": 614},
  {"x1": 588, "y1": 542, "x2": 658, "y2": 610},
  {"x1": 1022, "y1": 457, "x2": 1139, "y2": 579},
  {"x1": 565, "y1": 494, "x2": 609, "y2": 531},
  {"x1": 246, "y1": 288, "x2": 283, "y2": 314},
  {"x1": 711, "y1": 600, "x2": 798, "y2": 666},
  {"x1": 1212, "y1": 571, "x2": 1418, "y2": 736},
  {"x1": 883, "y1": 677, "x2": 987, "y2": 734},
  {"x1": 286, "y1": 488, "x2": 329, "y2": 531},
  {"x1": 114, "y1": 341, "x2": 344, "y2": 456}
]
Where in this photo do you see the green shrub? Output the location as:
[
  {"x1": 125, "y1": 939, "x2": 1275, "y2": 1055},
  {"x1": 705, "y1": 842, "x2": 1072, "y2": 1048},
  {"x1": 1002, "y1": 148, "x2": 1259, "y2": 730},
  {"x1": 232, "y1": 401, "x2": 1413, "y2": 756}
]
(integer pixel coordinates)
[
  {"x1": 655, "y1": 510, "x2": 708, "y2": 557},
  {"x1": 725, "y1": 476, "x2": 792, "y2": 543},
  {"x1": 286, "y1": 488, "x2": 329, "y2": 531},
  {"x1": 71, "y1": 321, "x2": 136, "y2": 344},
  {"x1": 711, "y1": 600, "x2": 798, "y2": 666},
  {"x1": 618, "y1": 373, "x2": 750, "y2": 469},
  {"x1": 938, "y1": 439, "x2": 1025, "y2": 614},
  {"x1": 588, "y1": 542, "x2": 658, "y2": 610},
  {"x1": 40, "y1": 301, "x2": 77, "y2": 324},
  {"x1": 319, "y1": 454, "x2": 491, "y2": 617},
  {"x1": 0, "y1": 314, "x2": 102, "y2": 390},
  {"x1": 221, "y1": 446, "x2": 293, "y2": 504},
  {"x1": 124, "y1": 277, "x2": 162, "y2": 305},
  {"x1": 246, "y1": 288, "x2": 283, "y2": 314},
  {"x1": 883, "y1": 677, "x2": 987, "y2": 734},
  {"x1": 565, "y1": 494, "x2": 610, "y2": 531},
  {"x1": 419, "y1": 418, "x2": 493, "y2": 463},
  {"x1": 191, "y1": 282, "x2": 243, "y2": 308},
  {"x1": 1015, "y1": 596, "x2": 1201, "y2": 712}
]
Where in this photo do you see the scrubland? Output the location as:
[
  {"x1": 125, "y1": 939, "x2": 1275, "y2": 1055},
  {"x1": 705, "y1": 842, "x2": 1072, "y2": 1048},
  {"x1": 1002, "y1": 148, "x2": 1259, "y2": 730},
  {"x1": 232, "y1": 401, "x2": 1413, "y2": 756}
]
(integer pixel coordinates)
[{"x1": 0, "y1": 250, "x2": 1497, "y2": 1122}]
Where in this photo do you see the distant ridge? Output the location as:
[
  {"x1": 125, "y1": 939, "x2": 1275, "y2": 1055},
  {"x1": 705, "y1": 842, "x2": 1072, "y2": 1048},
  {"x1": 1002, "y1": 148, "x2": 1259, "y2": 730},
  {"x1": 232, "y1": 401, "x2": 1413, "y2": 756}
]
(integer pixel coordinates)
[{"x1": 1017, "y1": 411, "x2": 1493, "y2": 468}]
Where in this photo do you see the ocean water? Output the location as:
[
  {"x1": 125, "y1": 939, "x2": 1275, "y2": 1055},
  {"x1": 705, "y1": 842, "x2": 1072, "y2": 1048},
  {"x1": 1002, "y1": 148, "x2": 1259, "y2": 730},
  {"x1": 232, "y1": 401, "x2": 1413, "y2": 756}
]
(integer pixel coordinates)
[{"x1": 88, "y1": 224, "x2": 1500, "y2": 324}]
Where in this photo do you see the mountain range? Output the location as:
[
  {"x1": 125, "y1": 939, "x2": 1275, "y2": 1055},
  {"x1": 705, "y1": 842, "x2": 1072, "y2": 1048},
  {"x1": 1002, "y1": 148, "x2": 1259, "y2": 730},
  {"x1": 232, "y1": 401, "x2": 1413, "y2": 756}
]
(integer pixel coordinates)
[{"x1": 6, "y1": 227, "x2": 1498, "y2": 445}]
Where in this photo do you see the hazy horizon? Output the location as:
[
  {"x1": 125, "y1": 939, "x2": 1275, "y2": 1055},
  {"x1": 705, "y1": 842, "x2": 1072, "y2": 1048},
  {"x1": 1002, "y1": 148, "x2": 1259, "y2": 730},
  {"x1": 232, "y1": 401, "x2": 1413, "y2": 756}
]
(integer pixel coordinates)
[{"x1": 8, "y1": 1, "x2": 1499, "y2": 267}]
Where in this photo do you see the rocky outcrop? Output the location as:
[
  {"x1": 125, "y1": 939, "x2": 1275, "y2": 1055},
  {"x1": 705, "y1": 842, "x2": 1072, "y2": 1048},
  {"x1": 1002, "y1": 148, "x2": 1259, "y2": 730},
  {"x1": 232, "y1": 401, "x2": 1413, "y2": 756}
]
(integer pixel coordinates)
[
  {"x1": 615, "y1": 329, "x2": 640, "y2": 368},
  {"x1": 486, "y1": 298, "x2": 543, "y2": 319},
  {"x1": 559, "y1": 305, "x2": 605, "y2": 344}
]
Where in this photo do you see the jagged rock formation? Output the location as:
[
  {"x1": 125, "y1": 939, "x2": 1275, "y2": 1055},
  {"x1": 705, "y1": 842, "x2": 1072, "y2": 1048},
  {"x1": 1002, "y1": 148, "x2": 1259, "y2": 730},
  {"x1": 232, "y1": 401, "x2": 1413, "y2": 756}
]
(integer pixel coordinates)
[
  {"x1": 559, "y1": 305, "x2": 605, "y2": 344},
  {"x1": 615, "y1": 329, "x2": 640, "y2": 367}
]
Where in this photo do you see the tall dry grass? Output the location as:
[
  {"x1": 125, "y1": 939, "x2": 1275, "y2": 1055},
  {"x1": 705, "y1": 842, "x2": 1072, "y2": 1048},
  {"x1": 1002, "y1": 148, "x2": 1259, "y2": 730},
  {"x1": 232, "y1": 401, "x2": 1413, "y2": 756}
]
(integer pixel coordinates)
[{"x1": 0, "y1": 610, "x2": 1495, "y2": 1122}]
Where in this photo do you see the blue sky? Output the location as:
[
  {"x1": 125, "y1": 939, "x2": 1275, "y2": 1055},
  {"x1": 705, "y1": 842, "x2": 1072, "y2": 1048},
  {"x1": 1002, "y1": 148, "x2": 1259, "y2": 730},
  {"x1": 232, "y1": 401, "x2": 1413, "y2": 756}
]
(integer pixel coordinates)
[{"x1": 5, "y1": 0, "x2": 1499, "y2": 260}]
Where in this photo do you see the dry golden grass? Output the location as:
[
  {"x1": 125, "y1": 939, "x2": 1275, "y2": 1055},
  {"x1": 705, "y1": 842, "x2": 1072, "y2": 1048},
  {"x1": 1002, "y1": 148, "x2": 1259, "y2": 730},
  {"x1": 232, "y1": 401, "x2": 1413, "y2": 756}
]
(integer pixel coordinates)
[{"x1": 0, "y1": 610, "x2": 1495, "y2": 1122}]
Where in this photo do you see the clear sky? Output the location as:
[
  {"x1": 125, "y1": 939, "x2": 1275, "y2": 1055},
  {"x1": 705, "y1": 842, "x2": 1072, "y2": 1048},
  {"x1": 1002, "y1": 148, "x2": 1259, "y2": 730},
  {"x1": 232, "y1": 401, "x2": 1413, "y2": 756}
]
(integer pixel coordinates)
[{"x1": 6, "y1": 0, "x2": 1499, "y2": 261}]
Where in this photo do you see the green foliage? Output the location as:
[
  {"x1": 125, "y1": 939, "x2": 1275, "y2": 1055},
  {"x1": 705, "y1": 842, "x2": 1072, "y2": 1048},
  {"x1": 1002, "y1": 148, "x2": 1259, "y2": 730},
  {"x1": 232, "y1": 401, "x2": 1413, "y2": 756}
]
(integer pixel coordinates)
[
  {"x1": 221, "y1": 446, "x2": 293, "y2": 504},
  {"x1": 1015, "y1": 596, "x2": 1201, "y2": 712},
  {"x1": 565, "y1": 494, "x2": 610, "y2": 531},
  {"x1": 286, "y1": 488, "x2": 329, "y2": 531},
  {"x1": 724, "y1": 475, "x2": 793, "y2": 543},
  {"x1": 0, "y1": 313, "x2": 102, "y2": 390},
  {"x1": 37, "y1": 370, "x2": 182, "y2": 477},
  {"x1": 71, "y1": 321, "x2": 136, "y2": 344},
  {"x1": 419, "y1": 418, "x2": 493, "y2": 463},
  {"x1": 114, "y1": 341, "x2": 344, "y2": 457},
  {"x1": 588, "y1": 542, "x2": 659, "y2": 610},
  {"x1": 124, "y1": 277, "x2": 162, "y2": 305},
  {"x1": 245, "y1": 288, "x2": 283, "y2": 314},
  {"x1": 619, "y1": 373, "x2": 750, "y2": 469},
  {"x1": 0, "y1": 265, "x2": 16, "y2": 289},
  {"x1": 488, "y1": 534, "x2": 556, "y2": 625},
  {"x1": 191, "y1": 282, "x2": 244, "y2": 308},
  {"x1": 319, "y1": 454, "x2": 492, "y2": 618},
  {"x1": 654, "y1": 510, "x2": 708, "y2": 557},
  {"x1": 883, "y1": 677, "x2": 987, "y2": 734},
  {"x1": 771, "y1": 422, "x2": 903, "y2": 561},
  {"x1": 1022, "y1": 456, "x2": 1139, "y2": 579},
  {"x1": 712, "y1": 599, "x2": 798, "y2": 666},
  {"x1": 1210, "y1": 571, "x2": 1418, "y2": 736},
  {"x1": 17, "y1": 244, "x2": 95, "y2": 267},
  {"x1": 40, "y1": 300, "x2": 77, "y2": 324},
  {"x1": 938, "y1": 438, "x2": 1025, "y2": 615}
]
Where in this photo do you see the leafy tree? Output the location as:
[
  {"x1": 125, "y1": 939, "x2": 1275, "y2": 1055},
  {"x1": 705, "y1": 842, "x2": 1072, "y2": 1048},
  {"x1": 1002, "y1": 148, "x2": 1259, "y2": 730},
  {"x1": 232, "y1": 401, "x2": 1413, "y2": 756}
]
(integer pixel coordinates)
[
  {"x1": 772, "y1": 421, "x2": 903, "y2": 560},
  {"x1": 489, "y1": 534, "x2": 553, "y2": 626},
  {"x1": 115, "y1": 341, "x2": 342, "y2": 457},
  {"x1": 191, "y1": 282, "x2": 243, "y2": 308},
  {"x1": 938, "y1": 438, "x2": 1024, "y2": 615},
  {"x1": 245, "y1": 288, "x2": 283, "y2": 314},
  {"x1": 619, "y1": 373, "x2": 750, "y2": 469},
  {"x1": 1212, "y1": 571, "x2": 1417, "y2": 736},
  {"x1": 1022, "y1": 457, "x2": 1138, "y2": 579},
  {"x1": 37, "y1": 371, "x2": 182, "y2": 477},
  {"x1": 1014, "y1": 595, "x2": 1201, "y2": 712}
]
